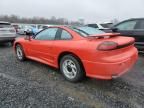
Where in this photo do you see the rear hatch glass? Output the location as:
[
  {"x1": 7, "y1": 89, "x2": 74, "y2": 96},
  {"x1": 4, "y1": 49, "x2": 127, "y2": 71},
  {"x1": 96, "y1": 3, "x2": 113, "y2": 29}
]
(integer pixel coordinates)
[
  {"x1": 0, "y1": 23, "x2": 12, "y2": 28},
  {"x1": 71, "y1": 26, "x2": 105, "y2": 37}
]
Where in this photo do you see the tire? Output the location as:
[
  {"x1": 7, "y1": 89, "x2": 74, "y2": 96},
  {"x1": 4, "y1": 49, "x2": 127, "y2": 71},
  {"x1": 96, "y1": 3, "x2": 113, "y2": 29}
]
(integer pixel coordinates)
[
  {"x1": 15, "y1": 44, "x2": 26, "y2": 61},
  {"x1": 60, "y1": 55, "x2": 85, "y2": 82}
]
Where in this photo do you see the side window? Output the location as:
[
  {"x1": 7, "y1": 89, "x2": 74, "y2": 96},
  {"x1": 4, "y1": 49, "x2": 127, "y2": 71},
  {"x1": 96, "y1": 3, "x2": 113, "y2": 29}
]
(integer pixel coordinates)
[
  {"x1": 115, "y1": 20, "x2": 137, "y2": 30},
  {"x1": 135, "y1": 20, "x2": 144, "y2": 30},
  {"x1": 61, "y1": 30, "x2": 72, "y2": 40},
  {"x1": 35, "y1": 28, "x2": 58, "y2": 40}
]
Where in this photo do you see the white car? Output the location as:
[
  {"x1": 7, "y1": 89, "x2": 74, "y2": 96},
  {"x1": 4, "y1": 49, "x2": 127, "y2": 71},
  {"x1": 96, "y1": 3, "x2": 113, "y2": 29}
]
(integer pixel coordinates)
[
  {"x1": 86, "y1": 22, "x2": 113, "y2": 32},
  {"x1": 0, "y1": 21, "x2": 16, "y2": 43}
]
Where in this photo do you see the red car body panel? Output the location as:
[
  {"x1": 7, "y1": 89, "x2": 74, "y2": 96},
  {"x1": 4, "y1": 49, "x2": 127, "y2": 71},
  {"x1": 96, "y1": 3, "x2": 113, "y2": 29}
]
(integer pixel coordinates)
[{"x1": 14, "y1": 26, "x2": 138, "y2": 80}]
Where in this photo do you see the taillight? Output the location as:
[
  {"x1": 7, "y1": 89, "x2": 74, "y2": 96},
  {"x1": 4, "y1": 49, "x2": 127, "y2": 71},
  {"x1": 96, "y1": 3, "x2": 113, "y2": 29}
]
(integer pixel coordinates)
[{"x1": 97, "y1": 41, "x2": 118, "y2": 51}]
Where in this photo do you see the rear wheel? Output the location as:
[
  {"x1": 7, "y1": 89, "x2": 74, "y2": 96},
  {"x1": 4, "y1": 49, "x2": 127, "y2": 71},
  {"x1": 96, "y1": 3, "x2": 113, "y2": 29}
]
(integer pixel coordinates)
[
  {"x1": 60, "y1": 55, "x2": 85, "y2": 82},
  {"x1": 15, "y1": 44, "x2": 26, "y2": 61}
]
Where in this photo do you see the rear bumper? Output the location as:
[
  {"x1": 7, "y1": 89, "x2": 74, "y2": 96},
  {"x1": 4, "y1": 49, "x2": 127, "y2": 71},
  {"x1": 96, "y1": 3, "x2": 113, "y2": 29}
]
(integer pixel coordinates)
[
  {"x1": 82, "y1": 49, "x2": 138, "y2": 80},
  {"x1": 0, "y1": 37, "x2": 16, "y2": 42}
]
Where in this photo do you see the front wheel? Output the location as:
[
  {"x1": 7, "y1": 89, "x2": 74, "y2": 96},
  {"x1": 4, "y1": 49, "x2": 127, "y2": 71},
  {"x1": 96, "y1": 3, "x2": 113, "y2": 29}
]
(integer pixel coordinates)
[
  {"x1": 15, "y1": 44, "x2": 26, "y2": 61},
  {"x1": 60, "y1": 55, "x2": 85, "y2": 82}
]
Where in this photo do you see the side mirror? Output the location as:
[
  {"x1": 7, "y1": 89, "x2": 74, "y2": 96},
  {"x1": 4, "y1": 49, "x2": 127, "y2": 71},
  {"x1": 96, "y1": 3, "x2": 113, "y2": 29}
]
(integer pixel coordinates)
[
  {"x1": 26, "y1": 31, "x2": 33, "y2": 36},
  {"x1": 111, "y1": 27, "x2": 118, "y2": 32},
  {"x1": 25, "y1": 35, "x2": 31, "y2": 41}
]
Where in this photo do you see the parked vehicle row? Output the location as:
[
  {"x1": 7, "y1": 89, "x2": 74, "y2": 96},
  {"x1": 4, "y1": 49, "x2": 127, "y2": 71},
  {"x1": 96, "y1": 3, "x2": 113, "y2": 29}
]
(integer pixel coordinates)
[
  {"x1": 12, "y1": 24, "x2": 60, "y2": 35},
  {"x1": 16, "y1": 25, "x2": 39, "y2": 35}
]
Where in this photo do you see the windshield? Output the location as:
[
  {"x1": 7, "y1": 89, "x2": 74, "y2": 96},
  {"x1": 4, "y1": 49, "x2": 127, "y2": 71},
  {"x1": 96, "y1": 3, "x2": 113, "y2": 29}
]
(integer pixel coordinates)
[{"x1": 71, "y1": 27, "x2": 105, "y2": 37}]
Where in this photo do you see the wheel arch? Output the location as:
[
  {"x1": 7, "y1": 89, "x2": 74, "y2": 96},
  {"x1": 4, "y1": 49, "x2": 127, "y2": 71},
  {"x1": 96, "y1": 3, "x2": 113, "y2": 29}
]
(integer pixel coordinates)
[
  {"x1": 57, "y1": 51, "x2": 85, "y2": 73},
  {"x1": 14, "y1": 42, "x2": 26, "y2": 55},
  {"x1": 14, "y1": 42, "x2": 21, "y2": 50}
]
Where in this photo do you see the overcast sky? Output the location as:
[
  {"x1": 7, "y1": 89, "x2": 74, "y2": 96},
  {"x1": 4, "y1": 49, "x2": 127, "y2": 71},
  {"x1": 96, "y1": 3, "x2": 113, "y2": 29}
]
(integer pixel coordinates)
[{"x1": 0, "y1": 0, "x2": 144, "y2": 23}]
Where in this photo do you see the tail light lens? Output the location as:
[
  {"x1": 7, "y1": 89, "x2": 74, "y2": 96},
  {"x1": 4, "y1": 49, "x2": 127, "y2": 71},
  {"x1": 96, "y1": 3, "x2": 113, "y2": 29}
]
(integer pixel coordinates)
[{"x1": 97, "y1": 41, "x2": 118, "y2": 51}]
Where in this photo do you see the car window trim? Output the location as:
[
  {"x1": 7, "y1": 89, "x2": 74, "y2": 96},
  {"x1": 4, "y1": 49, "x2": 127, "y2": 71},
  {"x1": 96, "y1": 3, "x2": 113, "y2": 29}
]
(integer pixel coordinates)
[
  {"x1": 55, "y1": 28, "x2": 62, "y2": 40},
  {"x1": 134, "y1": 19, "x2": 144, "y2": 30},
  {"x1": 114, "y1": 19, "x2": 138, "y2": 31},
  {"x1": 55, "y1": 28, "x2": 73, "y2": 40},
  {"x1": 33, "y1": 28, "x2": 46, "y2": 39}
]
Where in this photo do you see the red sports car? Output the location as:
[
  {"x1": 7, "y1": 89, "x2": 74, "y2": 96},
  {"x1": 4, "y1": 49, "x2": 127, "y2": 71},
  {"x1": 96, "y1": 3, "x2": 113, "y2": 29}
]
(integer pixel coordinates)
[{"x1": 14, "y1": 26, "x2": 138, "y2": 82}]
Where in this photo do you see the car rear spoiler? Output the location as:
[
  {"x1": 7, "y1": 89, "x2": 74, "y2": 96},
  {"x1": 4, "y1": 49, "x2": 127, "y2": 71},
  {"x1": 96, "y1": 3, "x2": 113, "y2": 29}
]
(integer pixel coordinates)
[
  {"x1": 87, "y1": 33, "x2": 120, "y2": 40},
  {"x1": 89, "y1": 33, "x2": 120, "y2": 37}
]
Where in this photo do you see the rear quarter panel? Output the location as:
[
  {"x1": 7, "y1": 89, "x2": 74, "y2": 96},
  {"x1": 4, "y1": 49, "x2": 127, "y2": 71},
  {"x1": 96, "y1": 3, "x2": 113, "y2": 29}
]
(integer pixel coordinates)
[
  {"x1": 52, "y1": 39, "x2": 95, "y2": 67},
  {"x1": 53, "y1": 36, "x2": 137, "y2": 67}
]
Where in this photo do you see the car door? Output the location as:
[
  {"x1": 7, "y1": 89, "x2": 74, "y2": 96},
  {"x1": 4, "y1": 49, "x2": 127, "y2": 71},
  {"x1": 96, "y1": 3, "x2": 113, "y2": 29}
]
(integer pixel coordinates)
[
  {"x1": 26, "y1": 28, "x2": 58, "y2": 64},
  {"x1": 114, "y1": 20, "x2": 137, "y2": 37},
  {"x1": 52, "y1": 28, "x2": 73, "y2": 64}
]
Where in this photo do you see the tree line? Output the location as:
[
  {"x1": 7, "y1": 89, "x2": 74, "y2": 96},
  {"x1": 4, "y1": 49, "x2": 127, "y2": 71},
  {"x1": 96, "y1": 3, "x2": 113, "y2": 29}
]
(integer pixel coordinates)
[{"x1": 0, "y1": 15, "x2": 85, "y2": 25}]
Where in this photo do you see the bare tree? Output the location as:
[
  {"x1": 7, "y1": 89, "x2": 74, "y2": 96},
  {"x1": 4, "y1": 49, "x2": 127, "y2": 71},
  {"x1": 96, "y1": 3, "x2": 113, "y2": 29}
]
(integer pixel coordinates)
[{"x1": 0, "y1": 14, "x2": 85, "y2": 26}]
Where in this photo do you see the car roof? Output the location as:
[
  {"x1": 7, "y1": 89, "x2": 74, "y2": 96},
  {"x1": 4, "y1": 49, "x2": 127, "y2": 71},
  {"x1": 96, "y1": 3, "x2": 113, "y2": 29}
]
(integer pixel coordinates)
[
  {"x1": 114, "y1": 18, "x2": 144, "y2": 26},
  {"x1": 87, "y1": 22, "x2": 112, "y2": 25},
  {"x1": 118, "y1": 18, "x2": 144, "y2": 23},
  {"x1": 0, "y1": 21, "x2": 11, "y2": 24},
  {"x1": 45, "y1": 26, "x2": 70, "y2": 31},
  {"x1": 129, "y1": 18, "x2": 144, "y2": 20}
]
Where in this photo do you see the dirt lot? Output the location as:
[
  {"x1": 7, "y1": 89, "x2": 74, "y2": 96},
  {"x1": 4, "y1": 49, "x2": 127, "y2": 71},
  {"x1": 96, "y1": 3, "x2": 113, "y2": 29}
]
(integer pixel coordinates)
[{"x1": 0, "y1": 44, "x2": 144, "y2": 108}]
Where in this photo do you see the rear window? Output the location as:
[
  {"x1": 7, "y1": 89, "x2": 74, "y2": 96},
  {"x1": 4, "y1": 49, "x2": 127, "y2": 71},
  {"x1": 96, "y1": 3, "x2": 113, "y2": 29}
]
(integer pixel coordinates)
[
  {"x1": 71, "y1": 27, "x2": 105, "y2": 37},
  {"x1": 0, "y1": 23, "x2": 12, "y2": 28}
]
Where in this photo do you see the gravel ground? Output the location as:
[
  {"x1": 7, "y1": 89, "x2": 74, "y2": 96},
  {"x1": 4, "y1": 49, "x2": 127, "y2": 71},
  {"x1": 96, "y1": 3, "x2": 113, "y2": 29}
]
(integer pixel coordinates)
[{"x1": 0, "y1": 44, "x2": 144, "y2": 108}]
